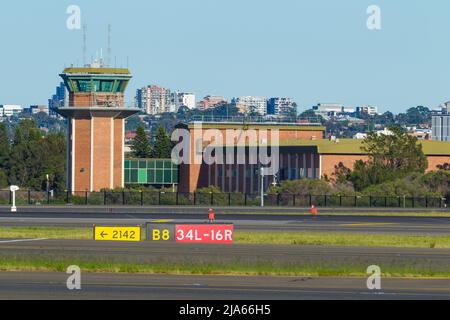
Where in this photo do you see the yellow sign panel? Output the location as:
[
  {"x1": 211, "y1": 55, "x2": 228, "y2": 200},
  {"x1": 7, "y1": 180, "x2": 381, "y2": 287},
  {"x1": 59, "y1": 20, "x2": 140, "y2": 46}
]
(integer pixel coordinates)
[{"x1": 94, "y1": 226, "x2": 141, "y2": 242}]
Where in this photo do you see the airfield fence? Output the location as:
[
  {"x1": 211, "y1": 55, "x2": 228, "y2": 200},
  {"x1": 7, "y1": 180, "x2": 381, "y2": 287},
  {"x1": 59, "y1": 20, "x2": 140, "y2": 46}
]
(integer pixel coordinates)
[{"x1": 0, "y1": 190, "x2": 448, "y2": 209}]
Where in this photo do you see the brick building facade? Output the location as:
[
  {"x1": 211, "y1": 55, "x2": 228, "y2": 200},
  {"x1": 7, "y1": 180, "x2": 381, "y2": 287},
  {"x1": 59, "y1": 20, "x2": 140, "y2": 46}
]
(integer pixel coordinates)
[{"x1": 176, "y1": 122, "x2": 450, "y2": 194}]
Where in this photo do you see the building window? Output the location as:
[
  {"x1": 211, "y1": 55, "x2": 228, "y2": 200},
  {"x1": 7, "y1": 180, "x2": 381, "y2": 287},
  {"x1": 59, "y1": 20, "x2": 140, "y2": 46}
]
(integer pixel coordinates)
[
  {"x1": 100, "y1": 80, "x2": 114, "y2": 92},
  {"x1": 75, "y1": 80, "x2": 91, "y2": 92}
]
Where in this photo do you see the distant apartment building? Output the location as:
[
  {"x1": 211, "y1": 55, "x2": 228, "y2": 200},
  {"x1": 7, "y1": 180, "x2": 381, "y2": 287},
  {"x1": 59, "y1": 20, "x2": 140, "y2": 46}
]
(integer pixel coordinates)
[
  {"x1": 136, "y1": 85, "x2": 174, "y2": 115},
  {"x1": 29, "y1": 105, "x2": 50, "y2": 115},
  {"x1": 175, "y1": 92, "x2": 196, "y2": 110},
  {"x1": 0, "y1": 105, "x2": 23, "y2": 118},
  {"x1": 267, "y1": 98, "x2": 295, "y2": 116},
  {"x1": 232, "y1": 96, "x2": 267, "y2": 115},
  {"x1": 439, "y1": 101, "x2": 450, "y2": 114},
  {"x1": 356, "y1": 105, "x2": 378, "y2": 116},
  {"x1": 312, "y1": 103, "x2": 355, "y2": 117},
  {"x1": 432, "y1": 114, "x2": 450, "y2": 142},
  {"x1": 197, "y1": 96, "x2": 228, "y2": 110}
]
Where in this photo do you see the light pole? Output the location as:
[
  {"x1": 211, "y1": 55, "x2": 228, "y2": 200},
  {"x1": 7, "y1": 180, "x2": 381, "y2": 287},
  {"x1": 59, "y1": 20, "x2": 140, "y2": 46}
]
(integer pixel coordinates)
[
  {"x1": 10, "y1": 185, "x2": 19, "y2": 213},
  {"x1": 46, "y1": 174, "x2": 50, "y2": 194},
  {"x1": 260, "y1": 167, "x2": 265, "y2": 207}
]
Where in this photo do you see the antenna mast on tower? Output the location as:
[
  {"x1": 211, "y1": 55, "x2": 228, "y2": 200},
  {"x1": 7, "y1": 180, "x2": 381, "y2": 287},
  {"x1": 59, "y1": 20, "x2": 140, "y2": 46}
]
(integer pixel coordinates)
[
  {"x1": 107, "y1": 24, "x2": 112, "y2": 67},
  {"x1": 82, "y1": 24, "x2": 87, "y2": 67}
]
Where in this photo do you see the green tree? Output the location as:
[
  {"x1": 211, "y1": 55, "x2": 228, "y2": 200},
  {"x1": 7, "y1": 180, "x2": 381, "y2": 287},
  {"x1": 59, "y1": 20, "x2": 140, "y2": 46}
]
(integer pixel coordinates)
[
  {"x1": 151, "y1": 126, "x2": 173, "y2": 159},
  {"x1": 125, "y1": 115, "x2": 144, "y2": 131},
  {"x1": 396, "y1": 106, "x2": 431, "y2": 125},
  {"x1": 0, "y1": 123, "x2": 10, "y2": 170},
  {"x1": 130, "y1": 126, "x2": 152, "y2": 158},
  {"x1": 42, "y1": 133, "x2": 67, "y2": 192},
  {"x1": 350, "y1": 126, "x2": 428, "y2": 191},
  {"x1": 300, "y1": 109, "x2": 317, "y2": 118},
  {"x1": 332, "y1": 162, "x2": 352, "y2": 184},
  {"x1": 8, "y1": 120, "x2": 43, "y2": 188},
  {"x1": 0, "y1": 169, "x2": 8, "y2": 189},
  {"x1": 269, "y1": 179, "x2": 333, "y2": 195},
  {"x1": 361, "y1": 174, "x2": 438, "y2": 198},
  {"x1": 420, "y1": 170, "x2": 450, "y2": 199}
]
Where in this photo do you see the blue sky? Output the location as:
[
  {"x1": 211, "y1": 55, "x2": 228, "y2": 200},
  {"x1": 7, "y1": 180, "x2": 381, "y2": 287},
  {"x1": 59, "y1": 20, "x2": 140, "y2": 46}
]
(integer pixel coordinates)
[{"x1": 0, "y1": 0, "x2": 449, "y2": 113}]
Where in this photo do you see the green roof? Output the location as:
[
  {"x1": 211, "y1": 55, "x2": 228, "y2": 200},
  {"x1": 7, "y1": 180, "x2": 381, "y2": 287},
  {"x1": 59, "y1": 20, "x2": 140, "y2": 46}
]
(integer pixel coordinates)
[
  {"x1": 62, "y1": 67, "x2": 131, "y2": 75},
  {"x1": 281, "y1": 139, "x2": 450, "y2": 156}
]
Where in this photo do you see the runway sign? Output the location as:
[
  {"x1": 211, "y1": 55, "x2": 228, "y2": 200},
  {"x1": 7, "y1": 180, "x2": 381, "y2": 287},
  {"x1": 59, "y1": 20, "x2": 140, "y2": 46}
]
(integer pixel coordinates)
[
  {"x1": 146, "y1": 223, "x2": 234, "y2": 244},
  {"x1": 94, "y1": 226, "x2": 141, "y2": 242}
]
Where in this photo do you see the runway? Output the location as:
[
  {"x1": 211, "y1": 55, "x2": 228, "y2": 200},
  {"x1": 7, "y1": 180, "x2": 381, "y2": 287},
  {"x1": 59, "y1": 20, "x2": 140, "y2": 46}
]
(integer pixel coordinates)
[
  {"x1": 1, "y1": 272, "x2": 450, "y2": 300},
  {"x1": 1, "y1": 210, "x2": 450, "y2": 235},
  {"x1": 1, "y1": 208, "x2": 449, "y2": 300}
]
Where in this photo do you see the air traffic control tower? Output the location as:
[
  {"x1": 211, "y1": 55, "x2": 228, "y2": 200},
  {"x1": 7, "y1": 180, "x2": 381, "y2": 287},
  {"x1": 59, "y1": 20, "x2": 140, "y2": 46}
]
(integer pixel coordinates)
[{"x1": 56, "y1": 66, "x2": 139, "y2": 192}]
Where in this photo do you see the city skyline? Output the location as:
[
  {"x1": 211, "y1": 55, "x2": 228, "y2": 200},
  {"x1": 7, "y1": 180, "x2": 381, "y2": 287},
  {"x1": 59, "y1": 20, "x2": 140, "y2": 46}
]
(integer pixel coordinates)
[{"x1": 1, "y1": 1, "x2": 450, "y2": 113}]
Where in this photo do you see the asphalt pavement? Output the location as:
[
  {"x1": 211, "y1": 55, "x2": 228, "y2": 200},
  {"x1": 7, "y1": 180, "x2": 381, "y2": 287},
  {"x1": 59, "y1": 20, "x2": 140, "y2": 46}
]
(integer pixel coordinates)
[
  {"x1": 1, "y1": 209, "x2": 450, "y2": 234},
  {"x1": 1, "y1": 206, "x2": 450, "y2": 300},
  {"x1": 0, "y1": 239, "x2": 449, "y2": 272},
  {"x1": 1, "y1": 272, "x2": 450, "y2": 300}
]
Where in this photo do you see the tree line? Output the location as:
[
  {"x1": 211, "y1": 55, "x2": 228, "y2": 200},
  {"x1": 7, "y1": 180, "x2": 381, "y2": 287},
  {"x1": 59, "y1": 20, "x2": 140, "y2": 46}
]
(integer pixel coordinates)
[{"x1": 0, "y1": 120, "x2": 66, "y2": 192}]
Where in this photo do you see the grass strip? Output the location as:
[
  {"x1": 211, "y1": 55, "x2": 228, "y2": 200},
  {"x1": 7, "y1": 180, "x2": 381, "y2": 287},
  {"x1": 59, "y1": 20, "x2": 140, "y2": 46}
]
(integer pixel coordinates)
[
  {"x1": 236, "y1": 232, "x2": 450, "y2": 249},
  {"x1": 0, "y1": 227, "x2": 91, "y2": 240},
  {"x1": 0, "y1": 257, "x2": 449, "y2": 278},
  {"x1": 1, "y1": 227, "x2": 450, "y2": 249}
]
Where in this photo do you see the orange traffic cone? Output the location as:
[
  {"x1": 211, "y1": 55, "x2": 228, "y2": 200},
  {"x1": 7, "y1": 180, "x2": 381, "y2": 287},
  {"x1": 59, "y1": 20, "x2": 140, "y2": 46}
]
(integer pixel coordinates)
[{"x1": 310, "y1": 205, "x2": 318, "y2": 216}]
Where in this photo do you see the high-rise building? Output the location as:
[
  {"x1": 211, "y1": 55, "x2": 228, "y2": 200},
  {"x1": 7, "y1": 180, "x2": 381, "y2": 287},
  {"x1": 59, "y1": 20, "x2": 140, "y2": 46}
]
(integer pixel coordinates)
[
  {"x1": 0, "y1": 105, "x2": 23, "y2": 118},
  {"x1": 29, "y1": 105, "x2": 50, "y2": 115},
  {"x1": 312, "y1": 103, "x2": 355, "y2": 117},
  {"x1": 48, "y1": 82, "x2": 68, "y2": 117},
  {"x1": 356, "y1": 105, "x2": 378, "y2": 116},
  {"x1": 267, "y1": 98, "x2": 295, "y2": 116},
  {"x1": 432, "y1": 114, "x2": 450, "y2": 142},
  {"x1": 55, "y1": 66, "x2": 139, "y2": 192},
  {"x1": 197, "y1": 96, "x2": 228, "y2": 110},
  {"x1": 175, "y1": 92, "x2": 196, "y2": 110},
  {"x1": 232, "y1": 96, "x2": 267, "y2": 115},
  {"x1": 136, "y1": 85, "x2": 173, "y2": 115}
]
